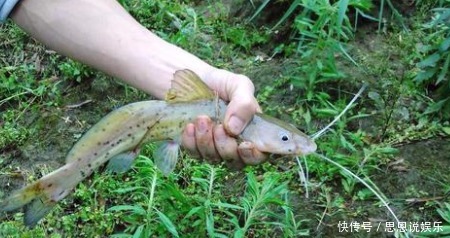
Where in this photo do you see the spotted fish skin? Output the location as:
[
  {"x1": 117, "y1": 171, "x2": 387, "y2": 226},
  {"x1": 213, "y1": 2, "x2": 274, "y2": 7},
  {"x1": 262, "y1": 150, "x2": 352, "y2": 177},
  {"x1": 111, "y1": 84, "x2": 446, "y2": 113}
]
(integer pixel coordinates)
[
  {"x1": 0, "y1": 99, "x2": 226, "y2": 227},
  {"x1": 66, "y1": 99, "x2": 227, "y2": 176},
  {"x1": 0, "y1": 69, "x2": 316, "y2": 227}
]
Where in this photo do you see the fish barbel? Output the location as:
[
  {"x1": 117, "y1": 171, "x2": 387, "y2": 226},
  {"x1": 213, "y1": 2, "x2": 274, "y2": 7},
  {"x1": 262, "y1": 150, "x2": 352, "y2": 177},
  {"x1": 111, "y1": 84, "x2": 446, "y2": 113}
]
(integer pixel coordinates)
[{"x1": 0, "y1": 69, "x2": 316, "y2": 227}]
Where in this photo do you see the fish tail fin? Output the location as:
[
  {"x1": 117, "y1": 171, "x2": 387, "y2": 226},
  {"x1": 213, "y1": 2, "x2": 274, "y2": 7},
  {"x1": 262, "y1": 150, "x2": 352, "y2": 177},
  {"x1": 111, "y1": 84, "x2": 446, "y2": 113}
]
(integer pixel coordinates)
[
  {"x1": 0, "y1": 164, "x2": 77, "y2": 227},
  {"x1": 23, "y1": 196, "x2": 57, "y2": 227}
]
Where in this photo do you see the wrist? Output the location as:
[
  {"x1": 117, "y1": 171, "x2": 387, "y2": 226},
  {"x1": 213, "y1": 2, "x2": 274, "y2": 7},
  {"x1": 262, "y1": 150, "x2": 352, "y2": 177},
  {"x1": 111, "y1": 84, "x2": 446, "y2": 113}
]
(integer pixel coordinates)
[{"x1": 120, "y1": 30, "x2": 216, "y2": 99}]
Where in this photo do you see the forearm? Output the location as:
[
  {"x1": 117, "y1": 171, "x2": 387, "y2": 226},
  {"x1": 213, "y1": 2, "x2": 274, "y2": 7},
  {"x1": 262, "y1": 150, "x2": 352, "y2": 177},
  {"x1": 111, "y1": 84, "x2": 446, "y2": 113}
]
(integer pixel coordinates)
[{"x1": 11, "y1": 0, "x2": 215, "y2": 98}]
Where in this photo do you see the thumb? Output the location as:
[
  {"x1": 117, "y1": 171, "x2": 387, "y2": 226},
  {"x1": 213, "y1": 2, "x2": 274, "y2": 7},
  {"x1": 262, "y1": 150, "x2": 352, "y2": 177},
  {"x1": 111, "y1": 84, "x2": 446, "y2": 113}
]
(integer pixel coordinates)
[
  {"x1": 202, "y1": 69, "x2": 261, "y2": 135},
  {"x1": 224, "y1": 95, "x2": 260, "y2": 135}
]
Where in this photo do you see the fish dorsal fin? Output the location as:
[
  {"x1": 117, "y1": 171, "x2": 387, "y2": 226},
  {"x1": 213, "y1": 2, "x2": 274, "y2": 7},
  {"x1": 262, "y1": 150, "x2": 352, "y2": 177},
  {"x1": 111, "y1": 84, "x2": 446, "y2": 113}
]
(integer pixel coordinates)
[{"x1": 165, "y1": 69, "x2": 215, "y2": 103}]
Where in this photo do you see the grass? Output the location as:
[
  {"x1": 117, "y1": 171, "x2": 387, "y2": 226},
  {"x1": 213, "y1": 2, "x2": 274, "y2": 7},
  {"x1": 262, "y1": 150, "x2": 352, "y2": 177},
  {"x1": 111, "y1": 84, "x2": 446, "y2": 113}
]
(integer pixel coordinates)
[{"x1": 1, "y1": 0, "x2": 449, "y2": 237}]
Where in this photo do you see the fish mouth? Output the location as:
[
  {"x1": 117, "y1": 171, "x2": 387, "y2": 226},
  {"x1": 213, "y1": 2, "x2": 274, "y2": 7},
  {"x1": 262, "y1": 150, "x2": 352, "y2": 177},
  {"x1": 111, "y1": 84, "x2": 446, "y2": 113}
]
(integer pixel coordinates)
[{"x1": 296, "y1": 140, "x2": 317, "y2": 156}]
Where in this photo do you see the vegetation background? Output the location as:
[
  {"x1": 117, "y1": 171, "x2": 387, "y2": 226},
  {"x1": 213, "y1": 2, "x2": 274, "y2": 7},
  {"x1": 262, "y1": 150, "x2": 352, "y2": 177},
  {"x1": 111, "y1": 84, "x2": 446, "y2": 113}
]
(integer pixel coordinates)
[{"x1": 0, "y1": 0, "x2": 449, "y2": 237}]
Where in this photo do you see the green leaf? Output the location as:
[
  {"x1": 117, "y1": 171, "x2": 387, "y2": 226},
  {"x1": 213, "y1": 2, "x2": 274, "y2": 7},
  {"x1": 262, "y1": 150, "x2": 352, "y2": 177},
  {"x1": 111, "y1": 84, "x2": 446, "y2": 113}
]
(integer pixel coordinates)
[
  {"x1": 350, "y1": 0, "x2": 373, "y2": 11},
  {"x1": 414, "y1": 68, "x2": 437, "y2": 83},
  {"x1": 424, "y1": 98, "x2": 449, "y2": 114},
  {"x1": 341, "y1": 177, "x2": 354, "y2": 193},
  {"x1": 340, "y1": 134, "x2": 357, "y2": 152},
  {"x1": 431, "y1": 8, "x2": 450, "y2": 26},
  {"x1": 185, "y1": 206, "x2": 203, "y2": 219},
  {"x1": 439, "y1": 37, "x2": 450, "y2": 52},
  {"x1": 337, "y1": 0, "x2": 349, "y2": 29},
  {"x1": 164, "y1": 184, "x2": 187, "y2": 202},
  {"x1": 108, "y1": 205, "x2": 146, "y2": 215},
  {"x1": 347, "y1": 113, "x2": 371, "y2": 121},
  {"x1": 443, "y1": 127, "x2": 450, "y2": 135},
  {"x1": 303, "y1": 109, "x2": 311, "y2": 125},
  {"x1": 436, "y1": 53, "x2": 450, "y2": 85},
  {"x1": 437, "y1": 204, "x2": 450, "y2": 223},
  {"x1": 249, "y1": 0, "x2": 271, "y2": 21},
  {"x1": 185, "y1": 7, "x2": 197, "y2": 19},
  {"x1": 155, "y1": 208, "x2": 180, "y2": 238},
  {"x1": 417, "y1": 52, "x2": 441, "y2": 68},
  {"x1": 215, "y1": 201, "x2": 243, "y2": 210},
  {"x1": 315, "y1": 108, "x2": 339, "y2": 116},
  {"x1": 114, "y1": 186, "x2": 145, "y2": 193},
  {"x1": 368, "y1": 91, "x2": 382, "y2": 104},
  {"x1": 132, "y1": 225, "x2": 144, "y2": 238},
  {"x1": 272, "y1": 0, "x2": 301, "y2": 29},
  {"x1": 110, "y1": 234, "x2": 132, "y2": 238},
  {"x1": 234, "y1": 228, "x2": 245, "y2": 238},
  {"x1": 376, "y1": 146, "x2": 398, "y2": 154},
  {"x1": 206, "y1": 207, "x2": 215, "y2": 237},
  {"x1": 357, "y1": 188, "x2": 374, "y2": 200},
  {"x1": 215, "y1": 234, "x2": 229, "y2": 238}
]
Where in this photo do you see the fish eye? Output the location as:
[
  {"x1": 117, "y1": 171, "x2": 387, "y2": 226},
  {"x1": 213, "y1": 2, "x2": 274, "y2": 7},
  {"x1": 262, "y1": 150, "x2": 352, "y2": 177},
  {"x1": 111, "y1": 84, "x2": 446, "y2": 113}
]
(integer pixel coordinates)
[{"x1": 279, "y1": 131, "x2": 290, "y2": 142}]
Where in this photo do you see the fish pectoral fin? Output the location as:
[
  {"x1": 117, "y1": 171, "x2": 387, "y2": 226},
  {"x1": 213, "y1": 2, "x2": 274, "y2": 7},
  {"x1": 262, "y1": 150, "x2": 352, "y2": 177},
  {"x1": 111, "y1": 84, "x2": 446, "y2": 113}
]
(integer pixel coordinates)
[
  {"x1": 24, "y1": 196, "x2": 57, "y2": 228},
  {"x1": 153, "y1": 141, "x2": 180, "y2": 176},
  {"x1": 106, "y1": 149, "x2": 140, "y2": 173}
]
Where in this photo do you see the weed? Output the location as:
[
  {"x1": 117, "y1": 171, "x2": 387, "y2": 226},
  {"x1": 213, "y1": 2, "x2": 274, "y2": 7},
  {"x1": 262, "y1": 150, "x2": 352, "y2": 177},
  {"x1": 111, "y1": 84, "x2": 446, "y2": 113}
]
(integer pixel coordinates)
[
  {"x1": 279, "y1": 193, "x2": 310, "y2": 237},
  {"x1": 92, "y1": 154, "x2": 302, "y2": 237},
  {"x1": 250, "y1": 0, "x2": 374, "y2": 90},
  {"x1": 220, "y1": 24, "x2": 269, "y2": 51},
  {"x1": 0, "y1": 120, "x2": 29, "y2": 149},
  {"x1": 414, "y1": 7, "x2": 450, "y2": 118},
  {"x1": 417, "y1": 202, "x2": 450, "y2": 237},
  {"x1": 58, "y1": 59, "x2": 95, "y2": 83}
]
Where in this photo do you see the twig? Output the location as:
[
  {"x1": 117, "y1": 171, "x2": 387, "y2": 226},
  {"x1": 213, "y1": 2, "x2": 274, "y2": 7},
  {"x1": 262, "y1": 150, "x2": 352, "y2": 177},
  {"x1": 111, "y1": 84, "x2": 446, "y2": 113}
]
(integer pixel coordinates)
[
  {"x1": 405, "y1": 196, "x2": 445, "y2": 204},
  {"x1": 65, "y1": 100, "x2": 93, "y2": 109}
]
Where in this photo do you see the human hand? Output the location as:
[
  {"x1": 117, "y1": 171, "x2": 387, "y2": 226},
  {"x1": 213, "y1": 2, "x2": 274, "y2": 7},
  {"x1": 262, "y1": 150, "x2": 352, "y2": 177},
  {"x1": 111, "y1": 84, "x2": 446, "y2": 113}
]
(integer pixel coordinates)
[{"x1": 181, "y1": 69, "x2": 268, "y2": 169}]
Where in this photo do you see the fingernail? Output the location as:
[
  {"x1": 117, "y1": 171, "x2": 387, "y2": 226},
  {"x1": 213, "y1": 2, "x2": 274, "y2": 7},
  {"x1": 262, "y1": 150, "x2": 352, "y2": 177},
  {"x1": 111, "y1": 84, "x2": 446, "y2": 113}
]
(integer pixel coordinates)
[{"x1": 228, "y1": 116, "x2": 244, "y2": 135}]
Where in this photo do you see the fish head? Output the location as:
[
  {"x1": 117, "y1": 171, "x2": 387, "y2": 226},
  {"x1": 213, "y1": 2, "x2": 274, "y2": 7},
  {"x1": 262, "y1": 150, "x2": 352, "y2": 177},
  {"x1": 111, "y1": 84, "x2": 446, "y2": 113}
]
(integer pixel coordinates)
[{"x1": 241, "y1": 113, "x2": 317, "y2": 156}]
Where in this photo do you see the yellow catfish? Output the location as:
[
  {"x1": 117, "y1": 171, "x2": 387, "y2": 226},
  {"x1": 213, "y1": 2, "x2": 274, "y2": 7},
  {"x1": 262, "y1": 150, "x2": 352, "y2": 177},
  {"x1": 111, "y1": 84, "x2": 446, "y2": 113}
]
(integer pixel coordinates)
[{"x1": 0, "y1": 69, "x2": 316, "y2": 227}]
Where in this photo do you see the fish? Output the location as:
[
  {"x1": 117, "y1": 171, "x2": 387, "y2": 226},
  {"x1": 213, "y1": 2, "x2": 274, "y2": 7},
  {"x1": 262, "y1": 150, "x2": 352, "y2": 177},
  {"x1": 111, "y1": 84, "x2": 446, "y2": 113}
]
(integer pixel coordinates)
[{"x1": 0, "y1": 69, "x2": 317, "y2": 227}]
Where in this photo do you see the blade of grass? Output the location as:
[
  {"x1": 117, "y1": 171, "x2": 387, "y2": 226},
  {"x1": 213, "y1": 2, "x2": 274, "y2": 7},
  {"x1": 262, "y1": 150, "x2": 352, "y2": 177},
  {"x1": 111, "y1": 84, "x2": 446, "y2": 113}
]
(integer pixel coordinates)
[
  {"x1": 155, "y1": 208, "x2": 180, "y2": 238},
  {"x1": 313, "y1": 152, "x2": 411, "y2": 238},
  {"x1": 295, "y1": 156, "x2": 309, "y2": 198},
  {"x1": 272, "y1": 0, "x2": 301, "y2": 30},
  {"x1": 248, "y1": 0, "x2": 271, "y2": 22},
  {"x1": 377, "y1": 0, "x2": 385, "y2": 33},
  {"x1": 337, "y1": 0, "x2": 349, "y2": 29},
  {"x1": 338, "y1": 43, "x2": 359, "y2": 67},
  {"x1": 311, "y1": 83, "x2": 367, "y2": 140}
]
